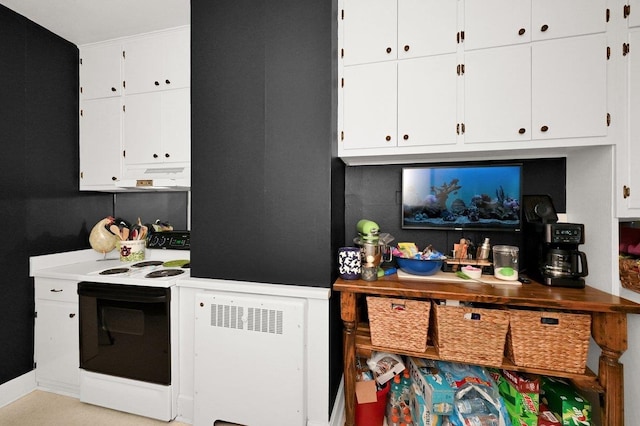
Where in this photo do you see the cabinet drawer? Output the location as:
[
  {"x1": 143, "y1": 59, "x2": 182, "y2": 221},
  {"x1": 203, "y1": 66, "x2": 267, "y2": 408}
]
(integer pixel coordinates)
[{"x1": 35, "y1": 279, "x2": 78, "y2": 303}]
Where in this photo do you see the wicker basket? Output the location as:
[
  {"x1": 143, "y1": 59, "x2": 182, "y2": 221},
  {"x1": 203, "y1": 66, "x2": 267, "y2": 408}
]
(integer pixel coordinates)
[
  {"x1": 505, "y1": 309, "x2": 591, "y2": 374},
  {"x1": 431, "y1": 302, "x2": 510, "y2": 367},
  {"x1": 620, "y1": 256, "x2": 640, "y2": 293},
  {"x1": 366, "y1": 296, "x2": 431, "y2": 352}
]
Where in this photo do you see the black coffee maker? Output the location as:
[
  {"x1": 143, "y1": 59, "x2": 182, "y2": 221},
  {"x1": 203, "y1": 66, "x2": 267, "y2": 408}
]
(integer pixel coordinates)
[{"x1": 523, "y1": 195, "x2": 588, "y2": 288}]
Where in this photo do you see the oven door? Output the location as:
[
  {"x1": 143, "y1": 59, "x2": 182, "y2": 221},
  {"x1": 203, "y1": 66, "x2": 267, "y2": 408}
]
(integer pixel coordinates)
[{"x1": 78, "y1": 282, "x2": 171, "y2": 385}]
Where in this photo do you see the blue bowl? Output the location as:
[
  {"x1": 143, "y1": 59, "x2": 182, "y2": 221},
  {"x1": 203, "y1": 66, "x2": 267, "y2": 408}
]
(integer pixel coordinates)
[{"x1": 396, "y1": 257, "x2": 443, "y2": 276}]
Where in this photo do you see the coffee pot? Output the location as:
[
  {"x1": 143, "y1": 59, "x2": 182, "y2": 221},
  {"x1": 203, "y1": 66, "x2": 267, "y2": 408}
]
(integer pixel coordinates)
[{"x1": 544, "y1": 248, "x2": 588, "y2": 279}]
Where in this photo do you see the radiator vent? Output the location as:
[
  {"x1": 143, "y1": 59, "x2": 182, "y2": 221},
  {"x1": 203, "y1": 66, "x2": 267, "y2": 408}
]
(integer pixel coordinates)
[{"x1": 210, "y1": 304, "x2": 284, "y2": 335}]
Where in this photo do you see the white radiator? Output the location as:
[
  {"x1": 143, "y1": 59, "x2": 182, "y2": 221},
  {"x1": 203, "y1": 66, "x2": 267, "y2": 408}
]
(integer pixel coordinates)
[{"x1": 193, "y1": 292, "x2": 307, "y2": 426}]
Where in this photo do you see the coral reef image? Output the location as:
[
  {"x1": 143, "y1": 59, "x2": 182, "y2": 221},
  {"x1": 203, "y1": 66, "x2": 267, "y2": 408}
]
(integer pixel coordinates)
[{"x1": 402, "y1": 165, "x2": 521, "y2": 230}]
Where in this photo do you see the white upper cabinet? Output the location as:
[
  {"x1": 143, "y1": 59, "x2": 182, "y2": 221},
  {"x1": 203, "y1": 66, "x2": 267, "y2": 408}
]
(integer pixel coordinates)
[
  {"x1": 80, "y1": 42, "x2": 122, "y2": 99},
  {"x1": 79, "y1": 98, "x2": 122, "y2": 189},
  {"x1": 464, "y1": 45, "x2": 531, "y2": 144},
  {"x1": 342, "y1": 0, "x2": 397, "y2": 65},
  {"x1": 397, "y1": 0, "x2": 458, "y2": 58},
  {"x1": 464, "y1": 0, "x2": 531, "y2": 50},
  {"x1": 122, "y1": 27, "x2": 190, "y2": 95},
  {"x1": 531, "y1": 0, "x2": 606, "y2": 41},
  {"x1": 531, "y1": 34, "x2": 607, "y2": 140},
  {"x1": 629, "y1": 0, "x2": 640, "y2": 28}
]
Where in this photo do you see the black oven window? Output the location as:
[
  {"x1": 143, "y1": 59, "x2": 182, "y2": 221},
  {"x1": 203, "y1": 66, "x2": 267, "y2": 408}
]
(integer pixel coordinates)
[{"x1": 78, "y1": 282, "x2": 171, "y2": 385}]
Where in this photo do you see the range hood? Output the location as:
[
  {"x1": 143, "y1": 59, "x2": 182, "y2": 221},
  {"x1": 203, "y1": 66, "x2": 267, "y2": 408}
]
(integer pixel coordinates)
[{"x1": 116, "y1": 167, "x2": 190, "y2": 191}]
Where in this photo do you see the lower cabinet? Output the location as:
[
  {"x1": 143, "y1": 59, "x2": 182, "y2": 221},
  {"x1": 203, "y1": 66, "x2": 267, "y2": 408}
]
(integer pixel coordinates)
[{"x1": 34, "y1": 278, "x2": 79, "y2": 395}]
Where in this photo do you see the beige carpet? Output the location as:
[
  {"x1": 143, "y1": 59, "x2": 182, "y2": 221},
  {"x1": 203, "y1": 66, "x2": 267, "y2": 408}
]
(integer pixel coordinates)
[{"x1": 0, "y1": 390, "x2": 240, "y2": 426}]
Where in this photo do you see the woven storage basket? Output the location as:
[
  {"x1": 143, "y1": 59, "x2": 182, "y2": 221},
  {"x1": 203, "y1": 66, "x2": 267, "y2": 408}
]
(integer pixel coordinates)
[
  {"x1": 619, "y1": 256, "x2": 640, "y2": 293},
  {"x1": 431, "y1": 302, "x2": 510, "y2": 367},
  {"x1": 366, "y1": 296, "x2": 430, "y2": 352},
  {"x1": 505, "y1": 309, "x2": 591, "y2": 374}
]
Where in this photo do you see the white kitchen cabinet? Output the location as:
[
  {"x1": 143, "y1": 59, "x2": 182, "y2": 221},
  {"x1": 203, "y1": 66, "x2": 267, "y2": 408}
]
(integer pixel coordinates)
[
  {"x1": 531, "y1": 0, "x2": 607, "y2": 41},
  {"x1": 342, "y1": 55, "x2": 457, "y2": 150},
  {"x1": 464, "y1": 0, "x2": 532, "y2": 50},
  {"x1": 620, "y1": 29, "x2": 640, "y2": 213},
  {"x1": 629, "y1": 0, "x2": 640, "y2": 28},
  {"x1": 463, "y1": 45, "x2": 531, "y2": 144},
  {"x1": 342, "y1": 62, "x2": 397, "y2": 149},
  {"x1": 122, "y1": 27, "x2": 190, "y2": 95},
  {"x1": 79, "y1": 98, "x2": 122, "y2": 190},
  {"x1": 79, "y1": 42, "x2": 122, "y2": 100},
  {"x1": 123, "y1": 88, "x2": 190, "y2": 169},
  {"x1": 341, "y1": 0, "x2": 457, "y2": 65},
  {"x1": 34, "y1": 278, "x2": 79, "y2": 395},
  {"x1": 531, "y1": 34, "x2": 607, "y2": 141}
]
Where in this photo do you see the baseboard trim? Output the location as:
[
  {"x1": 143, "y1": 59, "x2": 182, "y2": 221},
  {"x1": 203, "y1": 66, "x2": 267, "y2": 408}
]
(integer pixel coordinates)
[{"x1": 0, "y1": 371, "x2": 36, "y2": 408}]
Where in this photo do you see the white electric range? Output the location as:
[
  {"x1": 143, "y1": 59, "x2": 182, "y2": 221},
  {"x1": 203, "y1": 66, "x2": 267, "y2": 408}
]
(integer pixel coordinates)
[{"x1": 30, "y1": 234, "x2": 190, "y2": 422}]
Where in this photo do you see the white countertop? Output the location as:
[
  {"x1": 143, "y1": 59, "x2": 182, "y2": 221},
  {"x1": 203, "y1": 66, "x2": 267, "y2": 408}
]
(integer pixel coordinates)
[{"x1": 31, "y1": 248, "x2": 191, "y2": 287}]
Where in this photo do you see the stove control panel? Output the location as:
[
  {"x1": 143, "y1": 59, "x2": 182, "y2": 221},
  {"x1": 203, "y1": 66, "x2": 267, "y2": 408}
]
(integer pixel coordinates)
[{"x1": 147, "y1": 231, "x2": 191, "y2": 250}]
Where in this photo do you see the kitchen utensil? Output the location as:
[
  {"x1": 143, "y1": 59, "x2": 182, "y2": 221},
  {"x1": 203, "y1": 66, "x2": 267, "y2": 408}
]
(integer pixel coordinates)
[{"x1": 395, "y1": 257, "x2": 443, "y2": 276}]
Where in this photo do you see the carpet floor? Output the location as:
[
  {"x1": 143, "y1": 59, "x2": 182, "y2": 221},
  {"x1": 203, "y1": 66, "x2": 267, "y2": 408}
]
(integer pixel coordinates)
[{"x1": 0, "y1": 390, "x2": 240, "y2": 426}]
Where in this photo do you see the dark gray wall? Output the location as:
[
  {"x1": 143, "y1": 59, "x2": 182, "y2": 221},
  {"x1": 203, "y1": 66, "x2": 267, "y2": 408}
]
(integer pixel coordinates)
[
  {"x1": 190, "y1": 0, "x2": 344, "y2": 417},
  {"x1": 0, "y1": 4, "x2": 189, "y2": 386}
]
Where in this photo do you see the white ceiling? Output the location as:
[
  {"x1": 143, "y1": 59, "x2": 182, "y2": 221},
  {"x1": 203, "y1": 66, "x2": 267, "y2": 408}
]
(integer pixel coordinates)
[{"x1": 0, "y1": 0, "x2": 190, "y2": 45}]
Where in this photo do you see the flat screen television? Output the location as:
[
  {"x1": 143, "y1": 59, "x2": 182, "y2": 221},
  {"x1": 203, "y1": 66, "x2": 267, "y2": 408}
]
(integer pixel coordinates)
[{"x1": 402, "y1": 163, "x2": 522, "y2": 231}]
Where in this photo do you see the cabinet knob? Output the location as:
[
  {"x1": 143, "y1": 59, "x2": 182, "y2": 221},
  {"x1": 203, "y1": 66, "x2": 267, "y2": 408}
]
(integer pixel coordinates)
[
  {"x1": 69, "y1": 313, "x2": 76, "y2": 318},
  {"x1": 386, "y1": 47, "x2": 392, "y2": 54},
  {"x1": 540, "y1": 125, "x2": 549, "y2": 132},
  {"x1": 403, "y1": 134, "x2": 409, "y2": 140},
  {"x1": 165, "y1": 79, "x2": 171, "y2": 85},
  {"x1": 154, "y1": 81, "x2": 160, "y2": 86},
  {"x1": 111, "y1": 176, "x2": 117, "y2": 181},
  {"x1": 385, "y1": 135, "x2": 391, "y2": 142},
  {"x1": 541, "y1": 24, "x2": 549, "y2": 32},
  {"x1": 165, "y1": 153, "x2": 170, "y2": 158},
  {"x1": 153, "y1": 153, "x2": 159, "y2": 158},
  {"x1": 518, "y1": 28, "x2": 526, "y2": 36},
  {"x1": 518, "y1": 128, "x2": 526, "y2": 134},
  {"x1": 404, "y1": 45, "x2": 410, "y2": 52},
  {"x1": 111, "y1": 87, "x2": 117, "y2": 92}
]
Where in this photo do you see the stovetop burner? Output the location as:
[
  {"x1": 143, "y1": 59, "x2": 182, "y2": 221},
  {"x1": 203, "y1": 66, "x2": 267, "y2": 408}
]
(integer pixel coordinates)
[
  {"x1": 145, "y1": 269, "x2": 185, "y2": 278},
  {"x1": 132, "y1": 260, "x2": 164, "y2": 268},
  {"x1": 99, "y1": 267, "x2": 131, "y2": 275}
]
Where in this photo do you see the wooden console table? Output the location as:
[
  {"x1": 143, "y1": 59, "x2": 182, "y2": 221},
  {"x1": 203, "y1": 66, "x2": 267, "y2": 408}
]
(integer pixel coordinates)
[{"x1": 334, "y1": 276, "x2": 640, "y2": 426}]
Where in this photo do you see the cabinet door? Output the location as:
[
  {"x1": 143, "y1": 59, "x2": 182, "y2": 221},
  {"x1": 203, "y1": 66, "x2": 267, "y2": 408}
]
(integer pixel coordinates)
[
  {"x1": 80, "y1": 43, "x2": 122, "y2": 99},
  {"x1": 532, "y1": 0, "x2": 606, "y2": 41},
  {"x1": 464, "y1": 45, "x2": 531, "y2": 143},
  {"x1": 464, "y1": 0, "x2": 531, "y2": 50},
  {"x1": 123, "y1": 88, "x2": 190, "y2": 166},
  {"x1": 35, "y1": 300, "x2": 79, "y2": 390},
  {"x1": 630, "y1": 0, "x2": 640, "y2": 28},
  {"x1": 398, "y1": 0, "x2": 458, "y2": 59},
  {"x1": 398, "y1": 55, "x2": 457, "y2": 147},
  {"x1": 123, "y1": 29, "x2": 190, "y2": 95},
  {"x1": 532, "y1": 34, "x2": 607, "y2": 140},
  {"x1": 627, "y1": 30, "x2": 640, "y2": 209},
  {"x1": 342, "y1": 0, "x2": 397, "y2": 65},
  {"x1": 80, "y1": 98, "x2": 122, "y2": 188},
  {"x1": 342, "y1": 62, "x2": 397, "y2": 149}
]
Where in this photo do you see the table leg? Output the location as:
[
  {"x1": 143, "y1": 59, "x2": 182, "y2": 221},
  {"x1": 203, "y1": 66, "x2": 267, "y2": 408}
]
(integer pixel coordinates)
[
  {"x1": 341, "y1": 291, "x2": 357, "y2": 426},
  {"x1": 591, "y1": 312, "x2": 627, "y2": 426}
]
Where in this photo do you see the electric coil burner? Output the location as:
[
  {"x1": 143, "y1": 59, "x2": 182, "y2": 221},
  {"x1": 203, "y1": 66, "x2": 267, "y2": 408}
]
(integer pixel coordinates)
[
  {"x1": 145, "y1": 269, "x2": 185, "y2": 278},
  {"x1": 99, "y1": 267, "x2": 130, "y2": 275},
  {"x1": 131, "y1": 260, "x2": 163, "y2": 268}
]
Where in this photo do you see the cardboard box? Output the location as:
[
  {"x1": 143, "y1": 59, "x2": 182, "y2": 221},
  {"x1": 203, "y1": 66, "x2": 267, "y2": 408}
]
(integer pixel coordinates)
[
  {"x1": 502, "y1": 369, "x2": 540, "y2": 393},
  {"x1": 497, "y1": 372, "x2": 539, "y2": 416},
  {"x1": 407, "y1": 357, "x2": 456, "y2": 415},
  {"x1": 504, "y1": 399, "x2": 538, "y2": 426},
  {"x1": 538, "y1": 404, "x2": 561, "y2": 425},
  {"x1": 541, "y1": 377, "x2": 591, "y2": 426}
]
